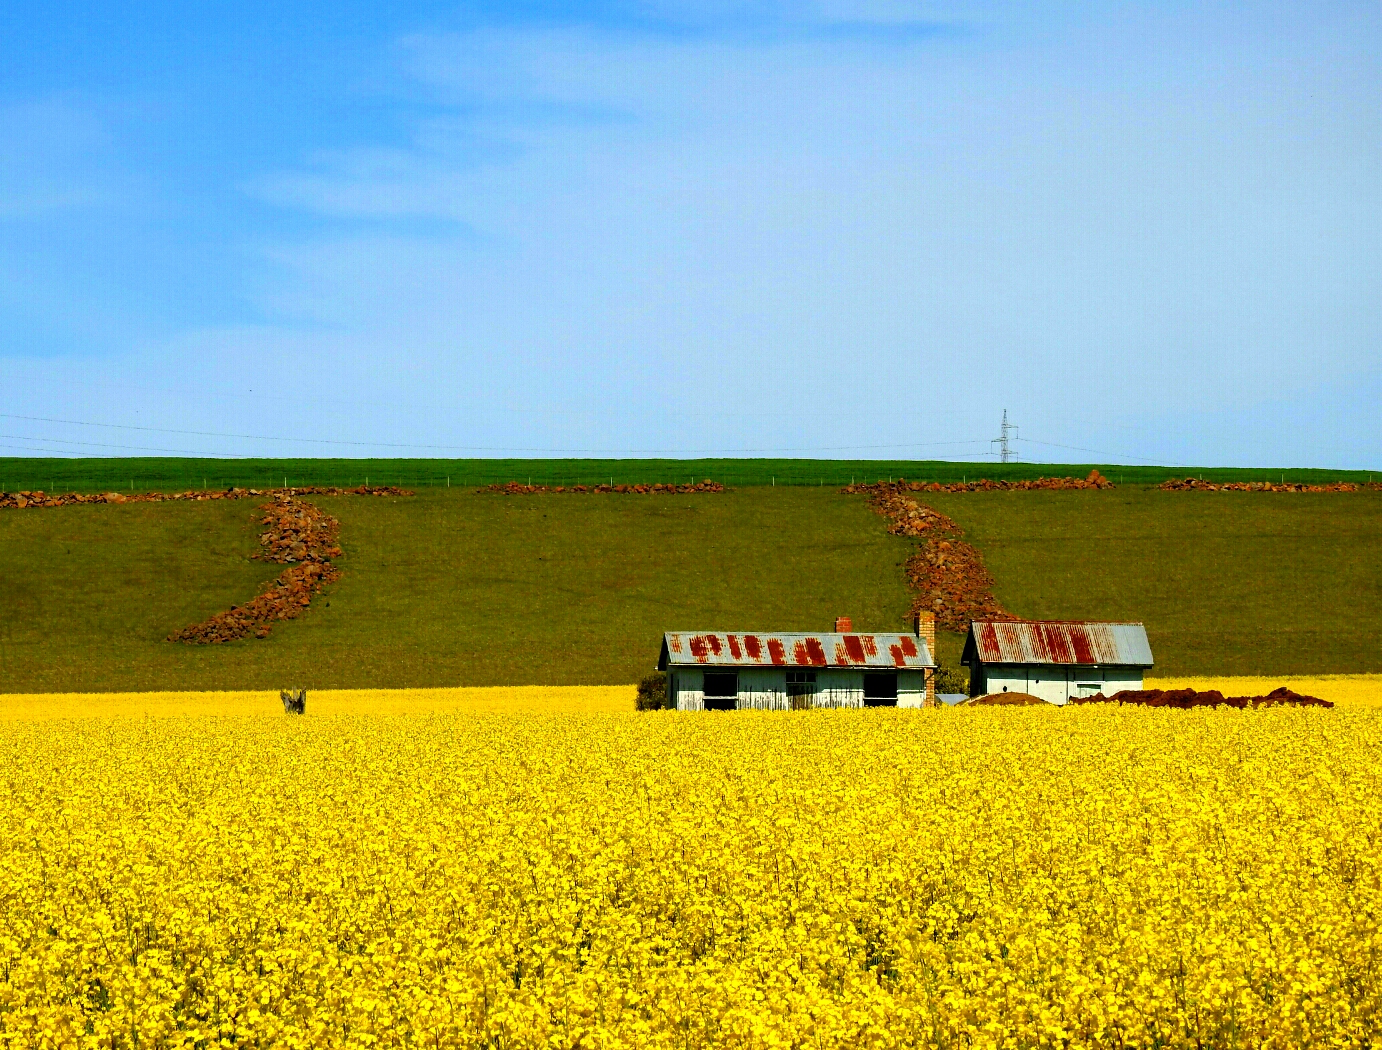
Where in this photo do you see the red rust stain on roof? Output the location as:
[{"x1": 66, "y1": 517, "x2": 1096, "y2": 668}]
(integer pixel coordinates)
[
  {"x1": 978, "y1": 622, "x2": 1000, "y2": 662},
  {"x1": 843, "y1": 635, "x2": 867, "y2": 663},
  {"x1": 889, "y1": 644, "x2": 906, "y2": 666},
  {"x1": 727, "y1": 634, "x2": 742, "y2": 659},
  {"x1": 863, "y1": 635, "x2": 878, "y2": 657},
  {"x1": 898, "y1": 636, "x2": 918, "y2": 658},
  {"x1": 1068, "y1": 625, "x2": 1095, "y2": 664},
  {"x1": 689, "y1": 636, "x2": 709, "y2": 661},
  {"x1": 744, "y1": 635, "x2": 762, "y2": 660},
  {"x1": 1042, "y1": 626, "x2": 1070, "y2": 663},
  {"x1": 669, "y1": 635, "x2": 683, "y2": 653},
  {"x1": 766, "y1": 638, "x2": 786, "y2": 665},
  {"x1": 707, "y1": 635, "x2": 723, "y2": 656},
  {"x1": 804, "y1": 638, "x2": 827, "y2": 665},
  {"x1": 793, "y1": 641, "x2": 810, "y2": 665}
]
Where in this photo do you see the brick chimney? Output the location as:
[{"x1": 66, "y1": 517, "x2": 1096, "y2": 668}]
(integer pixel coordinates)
[
  {"x1": 834, "y1": 616, "x2": 853, "y2": 632},
  {"x1": 914, "y1": 611, "x2": 937, "y2": 707}
]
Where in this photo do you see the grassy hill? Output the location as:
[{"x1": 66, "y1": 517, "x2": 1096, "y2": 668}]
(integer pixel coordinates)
[
  {"x1": 923, "y1": 489, "x2": 1382, "y2": 676},
  {"x1": 2, "y1": 481, "x2": 1378, "y2": 693},
  {"x1": 0, "y1": 488, "x2": 914, "y2": 693}
]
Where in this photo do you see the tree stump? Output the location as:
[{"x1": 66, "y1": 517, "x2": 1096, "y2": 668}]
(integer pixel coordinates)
[{"x1": 280, "y1": 688, "x2": 306, "y2": 714}]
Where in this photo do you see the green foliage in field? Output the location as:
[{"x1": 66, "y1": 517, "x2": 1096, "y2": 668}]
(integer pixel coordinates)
[
  {"x1": 2, "y1": 485, "x2": 1378, "y2": 692},
  {"x1": 925, "y1": 488, "x2": 1382, "y2": 676},
  {"x1": 2, "y1": 455, "x2": 1376, "y2": 493},
  {"x1": 0, "y1": 489, "x2": 914, "y2": 693}
]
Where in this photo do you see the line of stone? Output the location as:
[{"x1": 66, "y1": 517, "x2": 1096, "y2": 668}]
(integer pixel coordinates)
[
  {"x1": 846, "y1": 483, "x2": 1013, "y2": 633},
  {"x1": 168, "y1": 494, "x2": 344, "y2": 644},
  {"x1": 0, "y1": 484, "x2": 410, "y2": 509}
]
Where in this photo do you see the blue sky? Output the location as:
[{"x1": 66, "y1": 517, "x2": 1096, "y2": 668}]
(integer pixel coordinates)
[{"x1": 3, "y1": 1, "x2": 1379, "y2": 467}]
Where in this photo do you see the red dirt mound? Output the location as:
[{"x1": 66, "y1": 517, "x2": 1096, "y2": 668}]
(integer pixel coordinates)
[
  {"x1": 963, "y1": 692, "x2": 1050, "y2": 706},
  {"x1": 842, "y1": 470, "x2": 1113, "y2": 496},
  {"x1": 168, "y1": 495, "x2": 343, "y2": 644},
  {"x1": 1158, "y1": 478, "x2": 1358, "y2": 493},
  {"x1": 0, "y1": 484, "x2": 411, "y2": 510},
  {"x1": 1071, "y1": 686, "x2": 1332, "y2": 709},
  {"x1": 482, "y1": 480, "x2": 725, "y2": 494}
]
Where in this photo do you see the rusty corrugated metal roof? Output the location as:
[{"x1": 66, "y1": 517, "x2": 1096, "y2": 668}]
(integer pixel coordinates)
[
  {"x1": 660, "y1": 632, "x2": 935, "y2": 670},
  {"x1": 962, "y1": 621, "x2": 1153, "y2": 667}
]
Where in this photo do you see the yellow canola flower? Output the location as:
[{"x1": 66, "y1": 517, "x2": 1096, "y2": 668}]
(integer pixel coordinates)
[
  {"x1": 0, "y1": 684, "x2": 632, "y2": 720},
  {"x1": 0, "y1": 703, "x2": 1379, "y2": 1047}
]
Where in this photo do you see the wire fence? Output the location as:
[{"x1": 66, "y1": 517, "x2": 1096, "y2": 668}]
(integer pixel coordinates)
[{"x1": 1, "y1": 457, "x2": 1377, "y2": 495}]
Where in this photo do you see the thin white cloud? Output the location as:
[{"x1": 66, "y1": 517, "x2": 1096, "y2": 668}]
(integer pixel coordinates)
[
  {"x1": 11, "y1": 6, "x2": 1379, "y2": 467},
  {"x1": 0, "y1": 98, "x2": 114, "y2": 217}
]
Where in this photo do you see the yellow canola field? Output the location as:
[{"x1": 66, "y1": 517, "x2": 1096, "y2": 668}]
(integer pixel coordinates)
[
  {"x1": 3, "y1": 675, "x2": 1376, "y2": 722},
  {"x1": 3, "y1": 705, "x2": 1381, "y2": 1049},
  {"x1": 0, "y1": 685, "x2": 633, "y2": 720}
]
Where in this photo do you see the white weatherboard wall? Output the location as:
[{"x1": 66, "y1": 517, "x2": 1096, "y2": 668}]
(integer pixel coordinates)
[
  {"x1": 979, "y1": 666, "x2": 1144, "y2": 705},
  {"x1": 670, "y1": 668, "x2": 929, "y2": 711}
]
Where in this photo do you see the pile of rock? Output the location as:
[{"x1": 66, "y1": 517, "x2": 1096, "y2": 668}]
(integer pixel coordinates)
[
  {"x1": 1, "y1": 484, "x2": 411, "y2": 510},
  {"x1": 1071, "y1": 686, "x2": 1332, "y2": 708},
  {"x1": 168, "y1": 495, "x2": 343, "y2": 644},
  {"x1": 860, "y1": 490, "x2": 964, "y2": 538},
  {"x1": 851, "y1": 483, "x2": 1013, "y2": 632},
  {"x1": 842, "y1": 470, "x2": 1114, "y2": 496},
  {"x1": 1159, "y1": 478, "x2": 1359, "y2": 493},
  {"x1": 482, "y1": 480, "x2": 726, "y2": 494},
  {"x1": 905, "y1": 538, "x2": 1014, "y2": 632}
]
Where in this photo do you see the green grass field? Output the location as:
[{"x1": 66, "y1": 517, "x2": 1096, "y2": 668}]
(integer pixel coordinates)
[
  {"x1": 0, "y1": 488, "x2": 914, "y2": 693},
  {"x1": 3, "y1": 456, "x2": 1377, "y2": 493},
  {"x1": 923, "y1": 489, "x2": 1382, "y2": 676},
  {"x1": 2, "y1": 481, "x2": 1378, "y2": 692}
]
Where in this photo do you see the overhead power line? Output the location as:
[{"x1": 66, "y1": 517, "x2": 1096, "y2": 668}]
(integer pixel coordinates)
[
  {"x1": 1016, "y1": 436, "x2": 1180, "y2": 466},
  {"x1": 0, "y1": 433, "x2": 236, "y2": 457},
  {"x1": 0, "y1": 413, "x2": 996, "y2": 456}
]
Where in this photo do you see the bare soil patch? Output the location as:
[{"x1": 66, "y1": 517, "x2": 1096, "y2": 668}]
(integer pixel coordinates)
[{"x1": 964, "y1": 692, "x2": 1049, "y2": 706}]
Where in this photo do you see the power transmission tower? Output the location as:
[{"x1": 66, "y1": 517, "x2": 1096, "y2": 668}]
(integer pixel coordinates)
[{"x1": 992, "y1": 410, "x2": 1018, "y2": 463}]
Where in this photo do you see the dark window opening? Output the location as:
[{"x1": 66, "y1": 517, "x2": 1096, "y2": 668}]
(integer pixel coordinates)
[
  {"x1": 786, "y1": 670, "x2": 817, "y2": 710},
  {"x1": 863, "y1": 671, "x2": 898, "y2": 707},
  {"x1": 702, "y1": 671, "x2": 738, "y2": 711}
]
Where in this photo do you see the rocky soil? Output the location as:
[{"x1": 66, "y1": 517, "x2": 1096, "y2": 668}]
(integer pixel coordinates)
[
  {"x1": 168, "y1": 495, "x2": 345, "y2": 644},
  {"x1": 1159, "y1": 478, "x2": 1362, "y2": 493},
  {"x1": 482, "y1": 481, "x2": 726, "y2": 494},
  {"x1": 0, "y1": 484, "x2": 410, "y2": 509},
  {"x1": 842, "y1": 470, "x2": 1113, "y2": 496},
  {"x1": 849, "y1": 484, "x2": 1013, "y2": 632}
]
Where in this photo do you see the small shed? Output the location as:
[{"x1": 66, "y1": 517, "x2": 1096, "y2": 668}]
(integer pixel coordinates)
[
  {"x1": 659, "y1": 616, "x2": 937, "y2": 711},
  {"x1": 961, "y1": 620, "x2": 1153, "y2": 705}
]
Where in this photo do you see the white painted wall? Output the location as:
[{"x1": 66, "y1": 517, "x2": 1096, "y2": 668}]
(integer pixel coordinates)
[
  {"x1": 897, "y1": 669, "x2": 928, "y2": 708},
  {"x1": 670, "y1": 667, "x2": 932, "y2": 711},
  {"x1": 975, "y1": 666, "x2": 1145, "y2": 705}
]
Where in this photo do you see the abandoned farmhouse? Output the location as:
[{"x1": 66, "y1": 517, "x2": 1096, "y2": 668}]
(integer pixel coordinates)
[
  {"x1": 658, "y1": 615, "x2": 938, "y2": 711},
  {"x1": 961, "y1": 620, "x2": 1154, "y2": 704}
]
